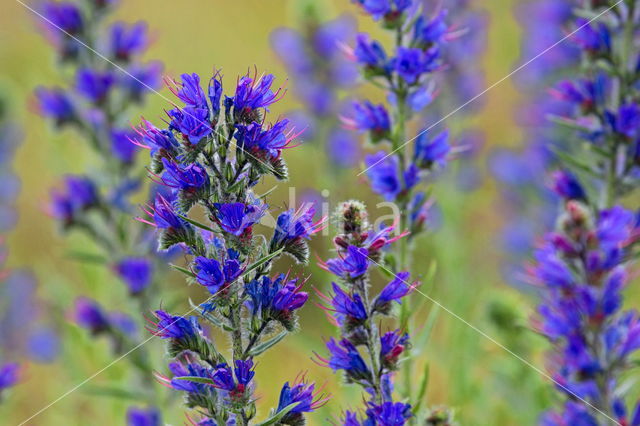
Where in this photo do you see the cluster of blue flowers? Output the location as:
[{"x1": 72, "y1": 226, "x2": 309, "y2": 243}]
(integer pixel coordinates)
[
  {"x1": 523, "y1": 1, "x2": 640, "y2": 423},
  {"x1": 33, "y1": 1, "x2": 168, "y2": 423},
  {"x1": 315, "y1": 201, "x2": 422, "y2": 425},
  {"x1": 271, "y1": 8, "x2": 361, "y2": 168},
  {"x1": 491, "y1": 0, "x2": 581, "y2": 287},
  {"x1": 138, "y1": 70, "x2": 327, "y2": 425}
]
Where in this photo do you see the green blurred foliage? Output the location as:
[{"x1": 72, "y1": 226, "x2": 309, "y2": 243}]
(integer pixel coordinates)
[{"x1": 0, "y1": 0, "x2": 560, "y2": 424}]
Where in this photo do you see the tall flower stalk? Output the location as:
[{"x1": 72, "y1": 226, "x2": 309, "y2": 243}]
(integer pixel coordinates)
[
  {"x1": 33, "y1": 0, "x2": 166, "y2": 422},
  {"x1": 137, "y1": 70, "x2": 327, "y2": 425},
  {"x1": 525, "y1": 1, "x2": 640, "y2": 424},
  {"x1": 336, "y1": 0, "x2": 457, "y2": 419}
]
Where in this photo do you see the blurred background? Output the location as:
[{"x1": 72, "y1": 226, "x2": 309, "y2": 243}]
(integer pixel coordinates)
[{"x1": 0, "y1": 0, "x2": 586, "y2": 424}]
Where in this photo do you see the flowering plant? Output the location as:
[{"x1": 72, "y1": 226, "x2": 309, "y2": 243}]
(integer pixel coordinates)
[{"x1": 138, "y1": 70, "x2": 327, "y2": 425}]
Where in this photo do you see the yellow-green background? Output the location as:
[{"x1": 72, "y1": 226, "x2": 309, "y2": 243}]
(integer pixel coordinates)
[{"x1": 0, "y1": 0, "x2": 569, "y2": 424}]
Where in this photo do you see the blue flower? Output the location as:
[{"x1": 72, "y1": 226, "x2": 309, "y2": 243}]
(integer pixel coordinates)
[
  {"x1": 365, "y1": 401, "x2": 412, "y2": 425},
  {"x1": 168, "y1": 73, "x2": 208, "y2": 109},
  {"x1": 126, "y1": 406, "x2": 161, "y2": 426},
  {"x1": 318, "y1": 338, "x2": 371, "y2": 381},
  {"x1": 165, "y1": 362, "x2": 214, "y2": 395},
  {"x1": 115, "y1": 257, "x2": 153, "y2": 294},
  {"x1": 328, "y1": 282, "x2": 368, "y2": 321},
  {"x1": 160, "y1": 158, "x2": 208, "y2": 192},
  {"x1": 0, "y1": 363, "x2": 20, "y2": 392},
  {"x1": 134, "y1": 120, "x2": 179, "y2": 157},
  {"x1": 234, "y1": 119, "x2": 295, "y2": 159},
  {"x1": 234, "y1": 359, "x2": 255, "y2": 387},
  {"x1": 208, "y1": 72, "x2": 223, "y2": 117},
  {"x1": 273, "y1": 203, "x2": 323, "y2": 245},
  {"x1": 150, "y1": 310, "x2": 200, "y2": 340},
  {"x1": 75, "y1": 68, "x2": 115, "y2": 103},
  {"x1": 380, "y1": 330, "x2": 409, "y2": 368},
  {"x1": 213, "y1": 201, "x2": 266, "y2": 236},
  {"x1": 365, "y1": 152, "x2": 417, "y2": 201},
  {"x1": 110, "y1": 21, "x2": 147, "y2": 61},
  {"x1": 194, "y1": 256, "x2": 242, "y2": 294},
  {"x1": 119, "y1": 61, "x2": 163, "y2": 101},
  {"x1": 41, "y1": 1, "x2": 83, "y2": 35},
  {"x1": 276, "y1": 378, "x2": 327, "y2": 423},
  {"x1": 343, "y1": 101, "x2": 390, "y2": 137},
  {"x1": 50, "y1": 175, "x2": 98, "y2": 224},
  {"x1": 352, "y1": 0, "x2": 413, "y2": 21},
  {"x1": 550, "y1": 170, "x2": 586, "y2": 201},
  {"x1": 373, "y1": 272, "x2": 414, "y2": 310},
  {"x1": 74, "y1": 297, "x2": 110, "y2": 334},
  {"x1": 245, "y1": 274, "x2": 308, "y2": 326},
  {"x1": 322, "y1": 245, "x2": 369, "y2": 279},
  {"x1": 413, "y1": 10, "x2": 449, "y2": 46},
  {"x1": 354, "y1": 34, "x2": 388, "y2": 70},
  {"x1": 606, "y1": 103, "x2": 640, "y2": 140},
  {"x1": 34, "y1": 87, "x2": 75, "y2": 124},
  {"x1": 111, "y1": 129, "x2": 139, "y2": 164},
  {"x1": 393, "y1": 46, "x2": 440, "y2": 84},
  {"x1": 144, "y1": 194, "x2": 184, "y2": 230},
  {"x1": 168, "y1": 106, "x2": 212, "y2": 144},
  {"x1": 234, "y1": 73, "x2": 283, "y2": 116},
  {"x1": 414, "y1": 129, "x2": 450, "y2": 168},
  {"x1": 571, "y1": 19, "x2": 611, "y2": 54}
]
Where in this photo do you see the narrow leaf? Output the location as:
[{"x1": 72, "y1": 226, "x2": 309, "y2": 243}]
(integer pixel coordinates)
[
  {"x1": 254, "y1": 402, "x2": 300, "y2": 426},
  {"x1": 248, "y1": 331, "x2": 288, "y2": 357},
  {"x1": 170, "y1": 263, "x2": 196, "y2": 278},
  {"x1": 83, "y1": 385, "x2": 146, "y2": 401},
  {"x1": 66, "y1": 251, "x2": 108, "y2": 264},
  {"x1": 412, "y1": 363, "x2": 430, "y2": 413},
  {"x1": 178, "y1": 213, "x2": 217, "y2": 233},
  {"x1": 173, "y1": 376, "x2": 216, "y2": 385},
  {"x1": 243, "y1": 248, "x2": 284, "y2": 277}
]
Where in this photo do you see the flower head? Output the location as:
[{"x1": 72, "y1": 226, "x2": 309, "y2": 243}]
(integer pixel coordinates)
[
  {"x1": 75, "y1": 68, "x2": 114, "y2": 103},
  {"x1": 321, "y1": 245, "x2": 370, "y2": 279},
  {"x1": 168, "y1": 106, "x2": 212, "y2": 144},
  {"x1": 168, "y1": 73, "x2": 208, "y2": 109},
  {"x1": 115, "y1": 257, "x2": 153, "y2": 294},
  {"x1": 74, "y1": 297, "x2": 110, "y2": 334},
  {"x1": 0, "y1": 363, "x2": 20, "y2": 392},
  {"x1": 110, "y1": 21, "x2": 147, "y2": 61},
  {"x1": 233, "y1": 73, "x2": 284, "y2": 119},
  {"x1": 414, "y1": 129, "x2": 450, "y2": 169},
  {"x1": 276, "y1": 377, "x2": 329, "y2": 424},
  {"x1": 316, "y1": 338, "x2": 371, "y2": 382},
  {"x1": 213, "y1": 201, "x2": 266, "y2": 237},
  {"x1": 34, "y1": 87, "x2": 75, "y2": 124},
  {"x1": 373, "y1": 272, "x2": 416, "y2": 311},
  {"x1": 160, "y1": 158, "x2": 208, "y2": 192},
  {"x1": 194, "y1": 256, "x2": 242, "y2": 294},
  {"x1": 126, "y1": 406, "x2": 161, "y2": 426},
  {"x1": 149, "y1": 310, "x2": 200, "y2": 340}
]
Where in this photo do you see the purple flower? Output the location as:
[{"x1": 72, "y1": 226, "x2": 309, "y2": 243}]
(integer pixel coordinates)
[
  {"x1": 168, "y1": 73, "x2": 208, "y2": 109},
  {"x1": 34, "y1": 87, "x2": 75, "y2": 124},
  {"x1": 246, "y1": 274, "x2": 308, "y2": 318},
  {"x1": 194, "y1": 256, "x2": 242, "y2": 294},
  {"x1": 133, "y1": 120, "x2": 179, "y2": 157},
  {"x1": 571, "y1": 19, "x2": 611, "y2": 54},
  {"x1": 273, "y1": 203, "x2": 323, "y2": 245},
  {"x1": 126, "y1": 406, "x2": 161, "y2": 426},
  {"x1": 111, "y1": 129, "x2": 139, "y2": 164},
  {"x1": 352, "y1": 0, "x2": 412, "y2": 21},
  {"x1": 234, "y1": 119, "x2": 296, "y2": 159},
  {"x1": 142, "y1": 194, "x2": 184, "y2": 230},
  {"x1": 322, "y1": 245, "x2": 370, "y2": 279},
  {"x1": 373, "y1": 272, "x2": 414, "y2": 309},
  {"x1": 413, "y1": 10, "x2": 449, "y2": 46},
  {"x1": 0, "y1": 362, "x2": 19, "y2": 393},
  {"x1": 364, "y1": 153, "x2": 404, "y2": 201},
  {"x1": 75, "y1": 68, "x2": 114, "y2": 103},
  {"x1": 380, "y1": 330, "x2": 409, "y2": 368},
  {"x1": 234, "y1": 359, "x2": 255, "y2": 387},
  {"x1": 50, "y1": 175, "x2": 98, "y2": 224},
  {"x1": 317, "y1": 338, "x2": 371, "y2": 381},
  {"x1": 326, "y1": 282, "x2": 368, "y2": 321},
  {"x1": 163, "y1": 362, "x2": 214, "y2": 395},
  {"x1": 160, "y1": 158, "x2": 208, "y2": 191},
  {"x1": 211, "y1": 364, "x2": 236, "y2": 391},
  {"x1": 233, "y1": 73, "x2": 283, "y2": 116},
  {"x1": 213, "y1": 202, "x2": 266, "y2": 236},
  {"x1": 110, "y1": 21, "x2": 147, "y2": 61},
  {"x1": 366, "y1": 401, "x2": 412, "y2": 425},
  {"x1": 119, "y1": 61, "x2": 163, "y2": 100},
  {"x1": 150, "y1": 310, "x2": 200, "y2": 340},
  {"x1": 550, "y1": 170, "x2": 586, "y2": 201},
  {"x1": 353, "y1": 34, "x2": 388, "y2": 70},
  {"x1": 74, "y1": 297, "x2": 110, "y2": 334},
  {"x1": 393, "y1": 46, "x2": 440, "y2": 84},
  {"x1": 41, "y1": 1, "x2": 83, "y2": 34},
  {"x1": 276, "y1": 378, "x2": 328, "y2": 423},
  {"x1": 114, "y1": 257, "x2": 153, "y2": 294},
  {"x1": 414, "y1": 129, "x2": 450, "y2": 168},
  {"x1": 169, "y1": 106, "x2": 212, "y2": 144},
  {"x1": 606, "y1": 103, "x2": 640, "y2": 140},
  {"x1": 343, "y1": 101, "x2": 390, "y2": 137},
  {"x1": 208, "y1": 72, "x2": 223, "y2": 117}
]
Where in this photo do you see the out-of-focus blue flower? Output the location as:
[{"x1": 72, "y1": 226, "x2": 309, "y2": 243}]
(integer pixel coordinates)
[
  {"x1": 74, "y1": 297, "x2": 110, "y2": 334},
  {"x1": 75, "y1": 68, "x2": 114, "y2": 103},
  {"x1": 393, "y1": 46, "x2": 440, "y2": 84},
  {"x1": 571, "y1": 19, "x2": 611, "y2": 55},
  {"x1": 126, "y1": 406, "x2": 161, "y2": 426},
  {"x1": 34, "y1": 87, "x2": 75, "y2": 124},
  {"x1": 0, "y1": 363, "x2": 20, "y2": 392},
  {"x1": 110, "y1": 21, "x2": 147, "y2": 61},
  {"x1": 414, "y1": 129, "x2": 450, "y2": 169},
  {"x1": 366, "y1": 401, "x2": 412, "y2": 425},
  {"x1": 550, "y1": 170, "x2": 586, "y2": 201},
  {"x1": 111, "y1": 129, "x2": 139, "y2": 164},
  {"x1": 114, "y1": 257, "x2": 153, "y2": 294},
  {"x1": 342, "y1": 101, "x2": 390, "y2": 137}
]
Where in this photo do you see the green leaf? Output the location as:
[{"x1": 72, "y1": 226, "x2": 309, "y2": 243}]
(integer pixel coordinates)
[
  {"x1": 412, "y1": 363, "x2": 430, "y2": 413},
  {"x1": 247, "y1": 330, "x2": 288, "y2": 357},
  {"x1": 188, "y1": 299, "x2": 233, "y2": 332},
  {"x1": 170, "y1": 263, "x2": 196, "y2": 278},
  {"x1": 66, "y1": 250, "x2": 108, "y2": 265},
  {"x1": 549, "y1": 146, "x2": 599, "y2": 177},
  {"x1": 178, "y1": 213, "x2": 217, "y2": 233},
  {"x1": 257, "y1": 186, "x2": 277, "y2": 199},
  {"x1": 173, "y1": 376, "x2": 216, "y2": 385},
  {"x1": 242, "y1": 248, "x2": 284, "y2": 277},
  {"x1": 83, "y1": 385, "x2": 146, "y2": 401},
  {"x1": 413, "y1": 305, "x2": 440, "y2": 351},
  {"x1": 254, "y1": 402, "x2": 300, "y2": 426}
]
